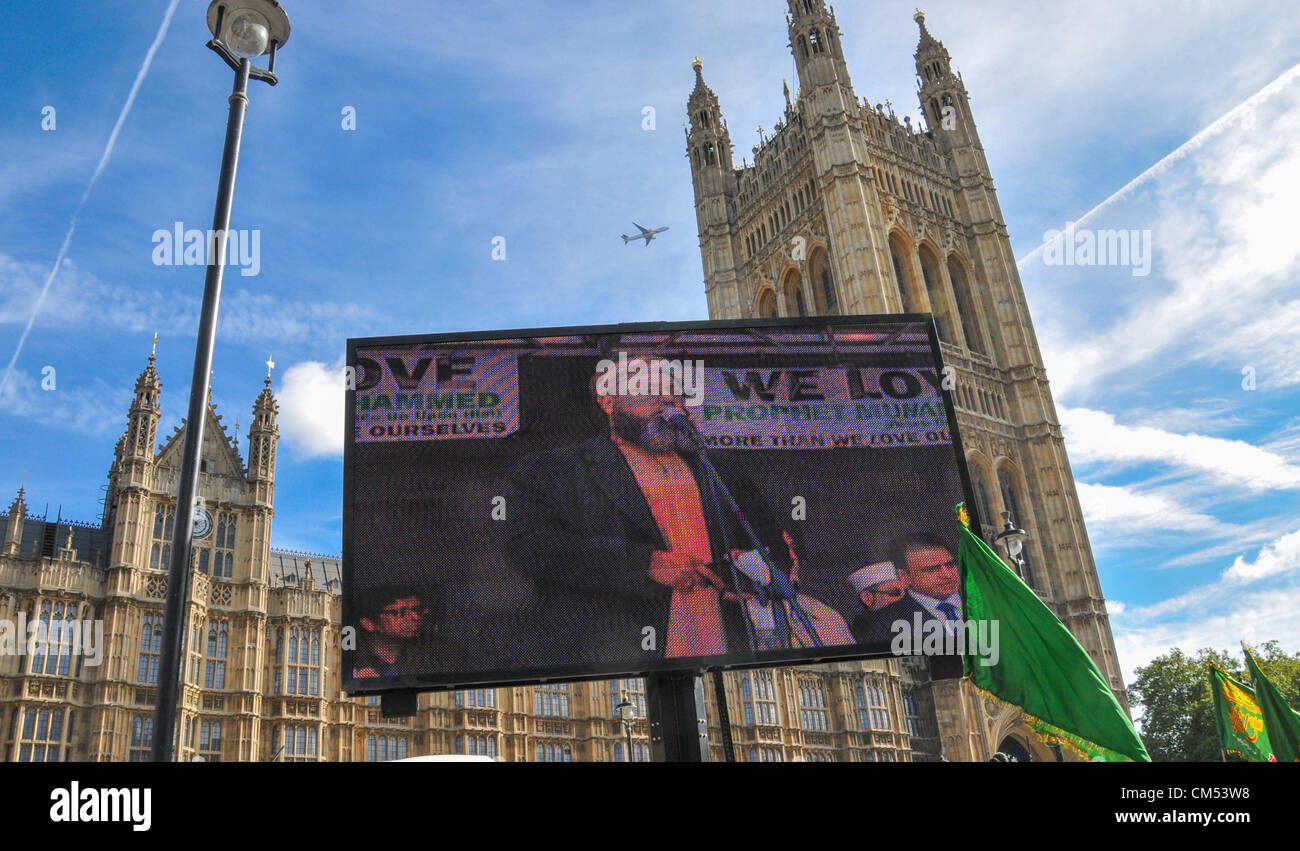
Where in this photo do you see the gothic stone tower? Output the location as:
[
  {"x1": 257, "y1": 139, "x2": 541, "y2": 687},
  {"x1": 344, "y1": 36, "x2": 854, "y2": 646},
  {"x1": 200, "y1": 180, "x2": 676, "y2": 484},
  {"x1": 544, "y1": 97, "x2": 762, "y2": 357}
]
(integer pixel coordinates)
[
  {"x1": 92, "y1": 354, "x2": 286, "y2": 760},
  {"x1": 687, "y1": 2, "x2": 1126, "y2": 761}
]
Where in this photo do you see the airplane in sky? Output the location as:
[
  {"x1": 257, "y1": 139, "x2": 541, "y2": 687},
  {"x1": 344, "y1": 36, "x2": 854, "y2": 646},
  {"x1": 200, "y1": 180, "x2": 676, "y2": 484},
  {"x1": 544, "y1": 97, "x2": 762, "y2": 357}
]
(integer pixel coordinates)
[{"x1": 622, "y1": 222, "x2": 669, "y2": 246}]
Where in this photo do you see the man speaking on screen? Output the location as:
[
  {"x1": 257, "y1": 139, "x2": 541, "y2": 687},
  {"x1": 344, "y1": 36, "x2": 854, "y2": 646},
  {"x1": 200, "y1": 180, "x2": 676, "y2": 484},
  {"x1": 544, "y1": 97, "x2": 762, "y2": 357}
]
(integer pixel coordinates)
[{"x1": 502, "y1": 353, "x2": 852, "y2": 665}]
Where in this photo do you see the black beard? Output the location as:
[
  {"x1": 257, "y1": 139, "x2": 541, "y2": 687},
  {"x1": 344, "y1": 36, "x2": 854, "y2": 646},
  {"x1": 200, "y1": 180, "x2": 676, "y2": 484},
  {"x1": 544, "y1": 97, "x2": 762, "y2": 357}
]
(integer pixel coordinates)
[{"x1": 611, "y1": 408, "x2": 704, "y2": 453}]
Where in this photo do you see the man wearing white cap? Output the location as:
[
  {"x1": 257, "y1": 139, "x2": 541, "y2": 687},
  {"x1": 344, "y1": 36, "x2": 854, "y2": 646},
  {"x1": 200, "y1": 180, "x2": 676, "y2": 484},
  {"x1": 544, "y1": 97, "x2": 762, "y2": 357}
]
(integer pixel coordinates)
[
  {"x1": 847, "y1": 561, "x2": 909, "y2": 643},
  {"x1": 853, "y1": 532, "x2": 962, "y2": 646}
]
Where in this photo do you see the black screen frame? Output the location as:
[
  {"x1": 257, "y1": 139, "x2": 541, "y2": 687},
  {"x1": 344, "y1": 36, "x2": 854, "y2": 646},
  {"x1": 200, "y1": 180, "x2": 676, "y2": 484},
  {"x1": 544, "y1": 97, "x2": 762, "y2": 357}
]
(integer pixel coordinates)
[{"x1": 342, "y1": 314, "x2": 984, "y2": 695}]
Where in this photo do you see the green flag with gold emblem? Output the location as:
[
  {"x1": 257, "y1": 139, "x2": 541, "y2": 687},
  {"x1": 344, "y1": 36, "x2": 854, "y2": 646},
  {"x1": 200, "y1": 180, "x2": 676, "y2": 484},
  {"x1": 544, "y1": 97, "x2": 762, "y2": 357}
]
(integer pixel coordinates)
[
  {"x1": 1208, "y1": 663, "x2": 1274, "y2": 761},
  {"x1": 1243, "y1": 644, "x2": 1300, "y2": 762}
]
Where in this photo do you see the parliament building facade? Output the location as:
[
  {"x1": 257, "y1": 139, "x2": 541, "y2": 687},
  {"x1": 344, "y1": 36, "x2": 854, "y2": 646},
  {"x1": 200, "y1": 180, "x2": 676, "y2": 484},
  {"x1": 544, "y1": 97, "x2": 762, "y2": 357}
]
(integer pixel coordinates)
[{"x1": 0, "y1": 3, "x2": 1117, "y2": 763}]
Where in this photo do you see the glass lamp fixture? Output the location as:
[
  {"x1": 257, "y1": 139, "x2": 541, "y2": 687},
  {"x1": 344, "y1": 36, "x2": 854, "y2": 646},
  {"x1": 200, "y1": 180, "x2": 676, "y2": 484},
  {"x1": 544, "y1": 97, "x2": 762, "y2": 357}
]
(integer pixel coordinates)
[
  {"x1": 224, "y1": 8, "x2": 270, "y2": 59},
  {"x1": 206, "y1": 0, "x2": 291, "y2": 83},
  {"x1": 993, "y1": 510, "x2": 1028, "y2": 567}
]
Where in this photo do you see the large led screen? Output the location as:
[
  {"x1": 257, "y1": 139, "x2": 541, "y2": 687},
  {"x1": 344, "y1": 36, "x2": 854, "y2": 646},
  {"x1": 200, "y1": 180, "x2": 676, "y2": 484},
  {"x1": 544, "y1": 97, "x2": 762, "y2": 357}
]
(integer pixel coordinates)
[{"x1": 343, "y1": 317, "x2": 979, "y2": 693}]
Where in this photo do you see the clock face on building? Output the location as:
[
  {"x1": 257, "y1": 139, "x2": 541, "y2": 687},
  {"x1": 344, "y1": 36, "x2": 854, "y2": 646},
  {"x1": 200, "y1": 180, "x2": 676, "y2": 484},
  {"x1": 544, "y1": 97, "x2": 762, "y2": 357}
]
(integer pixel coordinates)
[{"x1": 193, "y1": 509, "x2": 213, "y2": 540}]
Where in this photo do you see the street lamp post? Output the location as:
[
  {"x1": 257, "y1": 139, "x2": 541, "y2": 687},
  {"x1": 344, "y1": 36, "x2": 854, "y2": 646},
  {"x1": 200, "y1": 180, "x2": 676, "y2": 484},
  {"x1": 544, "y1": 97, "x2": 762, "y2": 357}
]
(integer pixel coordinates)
[
  {"x1": 152, "y1": 0, "x2": 290, "y2": 762},
  {"x1": 616, "y1": 699, "x2": 636, "y2": 763},
  {"x1": 992, "y1": 510, "x2": 1028, "y2": 582}
]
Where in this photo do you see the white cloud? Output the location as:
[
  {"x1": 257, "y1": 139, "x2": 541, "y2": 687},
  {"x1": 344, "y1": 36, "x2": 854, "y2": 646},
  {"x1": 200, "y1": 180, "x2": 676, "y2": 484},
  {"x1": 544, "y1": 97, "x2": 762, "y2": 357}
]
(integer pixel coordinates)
[
  {"x1": 1075, "y1": 481, "x2": 1231, "y2": 536},
  {"x1": 1111, "y1": 521, "x2": 1300, "y2": 689},
  {"x1": 1113, "y1": 583, "x2": 1300, "y2": 689},
  {"x1": 1224, "y1": 527, "x2": 1300, "y2": 584},
  {"x1": 1062, "y1": 407, "x2": 1300, "y2": 491},
  {"x1": 276, "y1": 360, "x2": 346, "y2": 459},
  {"x1": 0, "y1": 366, "x2": 126, "y2": 437},
  {"x1": 1035, "y1": 64, "x2": 1300, "y2": 400},
  {"x1": 0, "y1": 252, "x2": 376, "y2": 350},
  {"x1": 1118, "y1": 524, "x2": 1300, "y2": 625}
]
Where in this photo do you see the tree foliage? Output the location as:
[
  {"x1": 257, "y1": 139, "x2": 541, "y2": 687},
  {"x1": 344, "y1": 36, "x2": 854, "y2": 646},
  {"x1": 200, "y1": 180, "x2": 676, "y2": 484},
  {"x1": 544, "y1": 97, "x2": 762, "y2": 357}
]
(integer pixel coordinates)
[{"x1": 1128, "y1": 642, "x2": 1300, "y2": 762}]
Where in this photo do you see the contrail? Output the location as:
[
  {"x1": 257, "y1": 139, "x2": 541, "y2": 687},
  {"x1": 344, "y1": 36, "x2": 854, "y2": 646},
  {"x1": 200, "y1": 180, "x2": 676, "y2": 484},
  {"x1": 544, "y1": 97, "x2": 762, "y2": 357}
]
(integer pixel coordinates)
[
  {"x1": 1017, "y1": 60, "x2": 1300, "y2": 270},
  {"x1": 0, "y1": 0, "x2": 182, "y2": 397}
]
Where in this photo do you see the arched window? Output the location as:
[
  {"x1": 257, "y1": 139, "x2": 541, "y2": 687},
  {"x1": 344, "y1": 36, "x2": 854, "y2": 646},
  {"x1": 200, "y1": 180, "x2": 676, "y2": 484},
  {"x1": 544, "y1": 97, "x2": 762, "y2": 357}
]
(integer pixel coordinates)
[
  {"x1": 948, "y1": 258, "x2": 987, "y2": 356},
  {"x1": 757, "y1": 290, "x2": 778, "y2": 319},
  {"x1": 807, "y1": 249, "x2": 836, "y2": 314},
  {"x1": 810, "y1": 30, "x2": 823, "y2": 54},
  {"x1": 782, "y1": 271, "x2": 806, "y2": 317},
  {"x1": 889, "y1": 235, "x2": 921, "y2": 313},
  {"x1": 976, "y1": 477, "x2": 994, "y2": 531},
  {"x1": 997, "y1": 467, "x2": 1024, "y2": 529},
  {"x1": 998, "y1": 466, "x2": 1036, "y2": 587},
  {"x1": 918, "y1": 246, "x2": 955, "y2": 343}
]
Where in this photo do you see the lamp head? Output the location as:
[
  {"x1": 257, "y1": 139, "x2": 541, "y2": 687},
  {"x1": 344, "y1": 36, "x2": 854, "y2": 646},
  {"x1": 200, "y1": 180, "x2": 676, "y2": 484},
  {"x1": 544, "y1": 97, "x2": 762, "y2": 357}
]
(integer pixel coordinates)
[
  {"x1": 993, "y1": 509, "x2": 1028, "y2": 557},
  {"x1": 207, "y1": 1, "x2": 291, "y2": 58},
  {"x1": 615, "y1": 699, "x2": 635, "y2": 723}
]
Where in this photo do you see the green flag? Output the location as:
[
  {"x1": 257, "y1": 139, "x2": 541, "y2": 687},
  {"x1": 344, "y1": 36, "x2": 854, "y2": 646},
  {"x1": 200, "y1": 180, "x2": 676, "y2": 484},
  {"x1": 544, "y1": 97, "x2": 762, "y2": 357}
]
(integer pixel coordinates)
[
  {"x1": 958, "y1": 520, "x2": 1149, "y2": 762},
  {"x1": 1207, "y1": 663, "x2": 1274, "y2": 761},
  {"x1": 1243, "y1": 645, "x2": 1300, "y2": 762}
]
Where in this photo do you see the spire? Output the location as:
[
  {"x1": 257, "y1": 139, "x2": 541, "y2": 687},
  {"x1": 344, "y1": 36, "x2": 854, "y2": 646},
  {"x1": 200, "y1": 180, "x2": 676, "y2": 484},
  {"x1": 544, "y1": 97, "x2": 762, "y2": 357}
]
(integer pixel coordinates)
[
  {"x1": 787, "y1": 0, "x2": 853, "y2": 95},
  {"x1": 255, "y1": 358, "x2": 277, "y2": 413},
  {"x1": 247, "y1": 361, "x2": 280, "y2": 488},
  {"x1": 4, "y1": 485, "x2": 26, "y2": 556},
  {"x1": 686, "y1": 56, "x2": 734, "y2": 182},
  {"x1": 786, "y1": 0, "x2": 831, "y2": 22},
  {"x1": 125, "y1": 336, "x2": 163, "y2": 462},
  {"x1": 8, "y1": 484, "x2": 25, "y2": 516},
  {"x1": 913, "y1": 8, "x2": 952, "y2": 75},
  {"x1": 134, "y1": 337, "x2": 162, "y2": 401},
  {"x1": 913, "y1": 8, "x2": 970, "y2": 143},
  {"x1": 914, "y1": 8, "x2": 941, "y2": 51},
  {"x1": 688, "y1": 57, "x2": 713, "y2": 106}
]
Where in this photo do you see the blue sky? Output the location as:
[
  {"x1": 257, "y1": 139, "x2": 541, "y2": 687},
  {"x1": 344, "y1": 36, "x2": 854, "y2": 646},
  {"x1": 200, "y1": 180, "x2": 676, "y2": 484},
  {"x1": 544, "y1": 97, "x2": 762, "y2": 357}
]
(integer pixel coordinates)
[{"x1": 3, "y1": 0, "x2": 1300, "y2": 703}]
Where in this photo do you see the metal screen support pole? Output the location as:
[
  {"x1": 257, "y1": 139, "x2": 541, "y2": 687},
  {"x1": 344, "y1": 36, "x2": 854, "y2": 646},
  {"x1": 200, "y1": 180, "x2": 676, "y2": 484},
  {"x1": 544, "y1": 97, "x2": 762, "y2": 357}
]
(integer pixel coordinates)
[
  {"x1": 646, "y1": 671, "x2": 711, "y2": 762},
  {"x1": 710, "y1": 668, "x2": 736, "y2": 762}
]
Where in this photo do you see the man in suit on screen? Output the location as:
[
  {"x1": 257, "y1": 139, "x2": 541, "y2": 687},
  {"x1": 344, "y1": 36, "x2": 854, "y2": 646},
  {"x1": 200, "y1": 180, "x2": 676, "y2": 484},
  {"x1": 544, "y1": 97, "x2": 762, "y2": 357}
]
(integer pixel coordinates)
[{"x1": 854, "y1": 532, "x2": 963, "y2": 647}]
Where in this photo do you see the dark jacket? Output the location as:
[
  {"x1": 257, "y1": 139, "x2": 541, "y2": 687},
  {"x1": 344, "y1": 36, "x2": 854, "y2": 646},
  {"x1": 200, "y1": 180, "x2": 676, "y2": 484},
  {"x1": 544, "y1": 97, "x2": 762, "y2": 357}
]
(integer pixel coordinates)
[
  {"x1": 852, "y1": 594, "x2": 965, "y2": 677},
  {"x1": 501, "y1": 434, "x2": 795, "y2": 666},
  {"x1": 852, "y1": 593, "x2": 933, "y2": 646}
]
